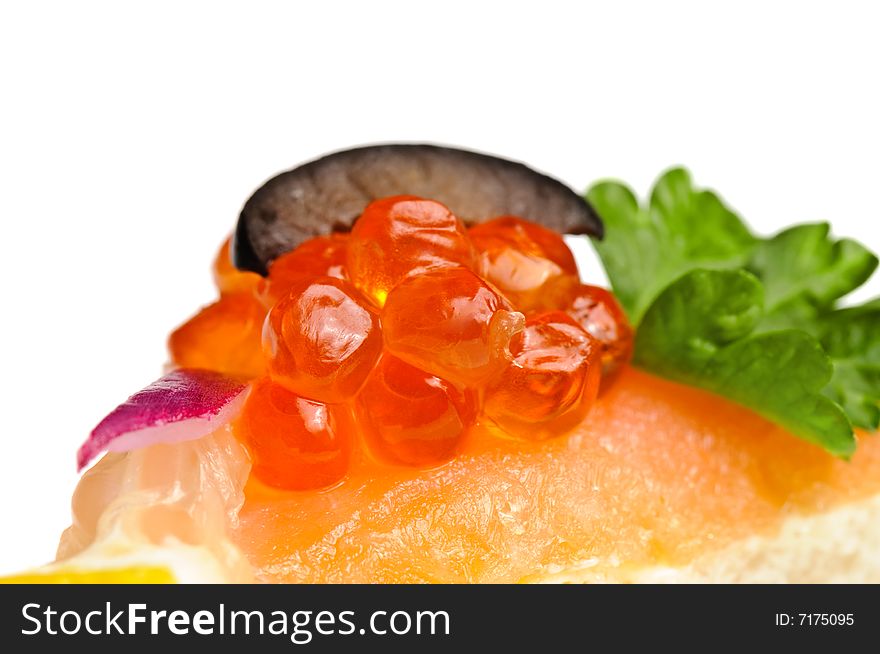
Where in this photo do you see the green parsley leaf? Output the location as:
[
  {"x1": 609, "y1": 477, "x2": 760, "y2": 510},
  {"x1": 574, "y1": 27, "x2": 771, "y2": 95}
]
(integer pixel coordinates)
[
  {"x1": 748, "y1": 223, "x2": 878, "y2": 330},
  {"x1": 634, "y1": 269, "x2": 855, "y2": 457},
  {"x1": 748, "y1": 225, "x2": 879, "y2": 428},
  {"x1": 587, "y1": 167, "x2": 757, "y2": 323},
  {"x1": 586, "y1": 166, "x2": 879, "y2": 454},
  {"x1": 815, "y1": 300, "x2": 880, "y2": 431}
]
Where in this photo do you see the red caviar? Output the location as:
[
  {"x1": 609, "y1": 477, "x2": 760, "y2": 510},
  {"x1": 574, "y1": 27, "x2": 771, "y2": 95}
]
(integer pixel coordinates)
[
  {"x1": 537, "y1": 279, "x2": 633, "y2": 378},
  {"x1": 213, "y1": 237, "x2": 261, "y2": 296},
  {"x1": 263, "y1": 277, "x2": 382, "y2": 403},
  {"x1": 470, "y1": 216, "x2": 578, "y2": 274},
  {"x1": 238, "y1": 378, "x2": 352, "y2": 490},
  {"x1": 347, "y1": 196, "x2": 479, "y2": 306},
  {"x1": 258, "y1": 234, "x2": 349, "y2": 308},
  {"x1": 484, "y1": 311, "x2": 601, "y2": 440},
  {"x1": 168, "y1": 293, "x2": 265, "y2": 378},
  {"x1": 177, "y1": 197, "x2": 633, "y2": 476},
  {"x1": 357, "y1": 356, "x2": 478, "y2": 466},
  {"x1": 382, "y1": 267, "x2": 525, "y2": 387},
  {"x1": 469, "y1": 217, "x2": 578, "y2": 310}
]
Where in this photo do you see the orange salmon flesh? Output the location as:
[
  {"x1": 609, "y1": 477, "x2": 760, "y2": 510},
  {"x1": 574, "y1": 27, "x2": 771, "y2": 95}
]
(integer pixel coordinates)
[{"x1": 232, "y1": 366, "x2": 880, "y2": 583}]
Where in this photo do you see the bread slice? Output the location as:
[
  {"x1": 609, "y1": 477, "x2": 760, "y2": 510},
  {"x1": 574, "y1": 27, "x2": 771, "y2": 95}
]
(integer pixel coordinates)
[{"x1": 534, "y1": 493, "x2": 880, "y2": 583}]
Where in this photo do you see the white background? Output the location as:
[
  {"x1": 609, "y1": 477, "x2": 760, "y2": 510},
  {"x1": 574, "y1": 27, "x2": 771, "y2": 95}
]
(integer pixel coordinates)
[{"x1": 1, "y1": 1, "x2": 878, "y2": 574}]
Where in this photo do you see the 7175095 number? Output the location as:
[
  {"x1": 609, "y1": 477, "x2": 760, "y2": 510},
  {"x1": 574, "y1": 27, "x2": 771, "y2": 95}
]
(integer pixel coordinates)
[{"x1": 799, "y1": 614, "x2": 853, "y2": 626}]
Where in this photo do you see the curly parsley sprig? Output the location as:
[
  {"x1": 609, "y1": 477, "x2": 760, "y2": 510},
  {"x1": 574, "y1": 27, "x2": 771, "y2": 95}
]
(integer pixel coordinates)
[{"x1": 587, "y1": 168, "x2": 878, "y2": 456}]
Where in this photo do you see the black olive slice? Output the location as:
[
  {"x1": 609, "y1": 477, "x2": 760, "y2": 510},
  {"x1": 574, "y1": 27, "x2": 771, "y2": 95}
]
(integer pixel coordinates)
[{"x1": 232, "y1": 144, "x2": 603, "y2": 275}]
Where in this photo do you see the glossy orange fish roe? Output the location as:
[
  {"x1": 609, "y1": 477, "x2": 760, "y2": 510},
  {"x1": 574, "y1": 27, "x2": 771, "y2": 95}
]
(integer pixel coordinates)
[
  {"x1": 168, "y1": 293, "x2": 265, "y2": 378},
  {"x1": 356, "y1": 356, "x2": 478, "y2": 466},
  {"x1": 484, "y1": 311, "x2": 601, "y2": 440},
  {"x1": 238, "y1": 378, "x2": 353, "y2": 491},
  {"x1": 470, "y1": 216, "x2": 578, "y2": 273},
  {"x1": 263, "y1": 277, "x2": 382, "y2": 403},
  {"x1": 537, "y1": 279, "x2": 633, "y2": 378},
  {"x1": 212, "y1": 237, "x2": 261, "y2": 296},
  {"x1": 347, "y1": 196, "x2": 479, "y2": 306},
  {"x1": 469, "y1": 217, "x2": 578, "y2": 310},
  {"x1": 188, "y1": 209, "x2": 634, "y2": 483},
  {"x1": 382, "y1": 267, "x2": 525, "y2": 387},
  {"x1": 258, "y1": 234, "x2": 349, "y2": 308}
]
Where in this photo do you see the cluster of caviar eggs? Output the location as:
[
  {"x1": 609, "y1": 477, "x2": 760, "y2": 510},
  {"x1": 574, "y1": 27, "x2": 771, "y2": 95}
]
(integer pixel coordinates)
[{"x1": 169, "y1": 196, "x2": 633, "y2": 490}]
